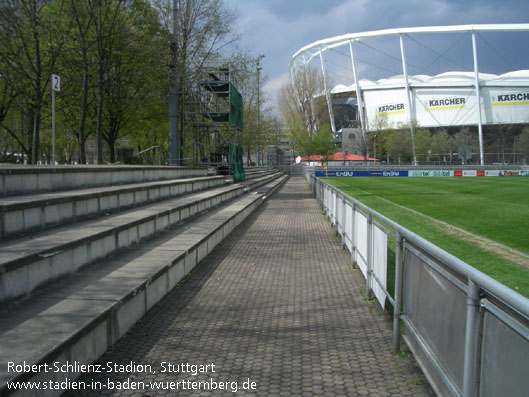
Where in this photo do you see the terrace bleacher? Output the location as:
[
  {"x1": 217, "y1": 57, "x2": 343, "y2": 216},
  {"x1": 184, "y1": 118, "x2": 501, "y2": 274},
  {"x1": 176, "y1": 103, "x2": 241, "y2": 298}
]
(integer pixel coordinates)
[{"x1": 0, "y1": 165, "x2": 287, "y2": 394}]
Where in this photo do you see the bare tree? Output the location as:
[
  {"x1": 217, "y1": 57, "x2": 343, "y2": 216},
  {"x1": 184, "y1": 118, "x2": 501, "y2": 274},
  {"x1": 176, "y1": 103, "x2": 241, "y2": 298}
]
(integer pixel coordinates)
[
  {"x1": 153, "y1": 0, "x2": 239, "y2": 160},
  {"x1": 278, "y1": 67, "x2": 329, "y2": 135}
]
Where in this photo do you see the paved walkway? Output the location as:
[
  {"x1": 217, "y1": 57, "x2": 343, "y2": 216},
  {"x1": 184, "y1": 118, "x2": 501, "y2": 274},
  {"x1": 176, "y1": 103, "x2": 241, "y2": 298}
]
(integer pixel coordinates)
[{"x1": 69, "y1": 178, "x2": 433, "y2": 396}]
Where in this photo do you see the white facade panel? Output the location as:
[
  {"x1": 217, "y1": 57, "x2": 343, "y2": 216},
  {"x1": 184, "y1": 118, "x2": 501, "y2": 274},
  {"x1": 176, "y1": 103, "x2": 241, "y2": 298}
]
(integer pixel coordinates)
[
  {"x1": 482, "y1": 87, "x2": 529, "y2": 124},
  {"x1": 364, "y1": 89, "x2": 408, "y2": 130},
  {"x1": 413, "y1": 88, "x2": 478, "y2": 127}
]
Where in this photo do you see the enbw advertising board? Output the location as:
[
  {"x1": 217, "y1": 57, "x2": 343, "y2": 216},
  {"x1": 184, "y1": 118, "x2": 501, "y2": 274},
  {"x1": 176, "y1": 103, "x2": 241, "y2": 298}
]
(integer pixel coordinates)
[
  {"x1": 316, "y1": 169, "x2": 528, "y2": 178},
  {"x1": 315, "y1": 170, "x2": 409, "y2": 177}
]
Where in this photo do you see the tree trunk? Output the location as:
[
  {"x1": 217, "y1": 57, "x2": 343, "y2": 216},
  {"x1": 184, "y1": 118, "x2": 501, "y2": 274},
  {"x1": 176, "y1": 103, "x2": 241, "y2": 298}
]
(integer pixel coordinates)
[
  {"x1": 79, "y1": 62, "x2": 89, "y2": 164},
  {"x1": 30, "y1": 9, "x2": 43, "y2": 165},
  {"x1": 96, "y1": 62, "x2": 104, "y2": 164},
  {"x1": 108, "y1": 138, "x2": 115, "y2": 163},
  {"x1": 247, "y1": 147, "x2": 252, "y2": 165}
]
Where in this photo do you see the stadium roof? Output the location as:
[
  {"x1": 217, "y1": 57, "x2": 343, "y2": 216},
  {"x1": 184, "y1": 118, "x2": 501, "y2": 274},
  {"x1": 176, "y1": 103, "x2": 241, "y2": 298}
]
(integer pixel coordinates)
[
  {"x1": 301, "y1": 152, "x2": 377, "y2": 162},
  {"x1": 330, "y1": 70, "x2": 529, "y2": 95}
]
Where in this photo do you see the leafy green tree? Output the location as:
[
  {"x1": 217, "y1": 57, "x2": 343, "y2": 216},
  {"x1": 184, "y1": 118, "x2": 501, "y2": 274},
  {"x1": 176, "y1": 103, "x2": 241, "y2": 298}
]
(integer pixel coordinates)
[
  {"x1": 0, "y1": 53, "x2": 21, "y2": 159},
  {"x1": 293, "y1": 123, "x2": 335, "y2": 157},
  {"x1": 385, "y1": 129, "x2": 412, "y2": 164},
  {"x1": 86, "y1": 0, "x2": 127, "y2": 163},
  {"x1": 431, "y1": 129, "x2": 450, "y2": 163},
  {"x1": 0, "y1": 0, "x2": 244, "y2": 165},
  {"x1": 0, "y1": 0, "x2": 65, "y2": 163},
  {"x1": 311, "y1": 124, "x2": 335, "y2": 157},
  {"x1": 517, "y1": 127, "x2": 529, "y2": 164},
  {"x1": 414, "y1": 128, "x2": 432, "y2": 163},
  {"x1": 58, "y1": 0, "x2": 95, "y2": 163},
  {"x1": 102, "y1": 0, "x2": 169, "y2": 162},
  {"x1": 285, "y1": 112, "x2": 309, "y2": 156},
  {"x1": 372, "y1": 115, "x2": 392, "y2": 161}
]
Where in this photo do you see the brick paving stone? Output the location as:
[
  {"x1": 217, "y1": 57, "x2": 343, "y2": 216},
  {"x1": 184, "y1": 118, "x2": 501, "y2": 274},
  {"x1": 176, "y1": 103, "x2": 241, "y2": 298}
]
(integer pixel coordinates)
[{"x1": 65, "y1": 178, "x2": 434, "y2": 396}]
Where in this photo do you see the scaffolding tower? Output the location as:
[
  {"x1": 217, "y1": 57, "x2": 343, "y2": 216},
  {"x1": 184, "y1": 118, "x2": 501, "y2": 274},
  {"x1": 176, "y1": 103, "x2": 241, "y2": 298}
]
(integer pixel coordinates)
[{"x1": 181, "y1": 65, "x2": 243, "y2": 168}]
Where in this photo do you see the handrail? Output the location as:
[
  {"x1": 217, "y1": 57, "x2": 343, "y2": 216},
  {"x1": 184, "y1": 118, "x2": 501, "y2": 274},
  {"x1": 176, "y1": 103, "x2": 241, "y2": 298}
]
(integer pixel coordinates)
[
  {"x1": 134, "y1": 145, "x2": 161, "y2": 157},
  {"x1": 307, "y1": 171, "x2": 529, "y2": 396},
  {"x1": 310, "y1": 173, "x2": 529, "y2": 317}
]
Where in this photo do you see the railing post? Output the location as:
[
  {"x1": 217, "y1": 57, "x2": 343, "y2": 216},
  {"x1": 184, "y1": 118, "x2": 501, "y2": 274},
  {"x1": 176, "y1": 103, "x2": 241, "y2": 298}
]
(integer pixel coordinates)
[
  {"x1": 341, "y1": 195, "x2": 346, "y2": 249},
  {"x1": 333, "y1": 191, "x2": 338, "y2": 229},
  {"x1": 463, "y1": 279, "x2": 481, "y2": 397},
  {"x1": 366, "y1": 213, "x2": 373, "y2": 300},
  {"x1": 331, "y1": 190, "x2": 338, "y2": 230},
  {"x1": 393, "y1": 232, "x2": 404, "y2": 352},
  {"x1": 351, "y1": 203, "x2": 357, "y2": 269}
]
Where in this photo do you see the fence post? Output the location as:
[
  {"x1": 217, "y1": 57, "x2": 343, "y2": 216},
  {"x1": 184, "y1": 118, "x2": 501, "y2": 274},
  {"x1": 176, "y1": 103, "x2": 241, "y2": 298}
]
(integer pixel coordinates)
[
  {"x1": 351, "y1": 203, "x2": 357, "y2": 269},
  {"x1": 463, "y1": 279, "x2": 481, "y2": 397},
  {"x1": 321, "y1": 183, "x2": 324, "y2": 211},
  {"x1": 341, "y1": 195, "x2": 346, "y2": 249},
  {"x1": 366, "y1": 213, "x2": 373, "y2": 300},
  {"x1": 332, "y1": 191, "x2": 337, "y2": 228},
  {"x1": 393, "y1": 232, "x2": 404, "y2": 352},
  {"x1": 335, "y1": 192, "x2": 339, "y2": 230}
]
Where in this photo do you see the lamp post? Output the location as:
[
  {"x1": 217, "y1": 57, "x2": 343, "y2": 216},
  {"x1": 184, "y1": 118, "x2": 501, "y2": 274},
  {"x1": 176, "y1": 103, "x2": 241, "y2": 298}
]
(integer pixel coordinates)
[
  {"x1": 51, "y1": 74, "x2": 60, "y2": 165},
  {"x1": 168, "y1": 0, "x2": 179, "y2": 165},
  {"x1": 373, "y1": 134, "x2": 377, "y2": 165},
  {"x1": 256, "y1": 53, "x2": 265, "y2": 166}
]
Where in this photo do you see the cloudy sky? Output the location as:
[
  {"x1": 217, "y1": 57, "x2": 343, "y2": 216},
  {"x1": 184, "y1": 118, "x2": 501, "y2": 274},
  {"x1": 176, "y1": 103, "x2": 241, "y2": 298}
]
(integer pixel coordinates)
[{"x1": 224, "y1": 0, "x2": 529, "y2": 114}]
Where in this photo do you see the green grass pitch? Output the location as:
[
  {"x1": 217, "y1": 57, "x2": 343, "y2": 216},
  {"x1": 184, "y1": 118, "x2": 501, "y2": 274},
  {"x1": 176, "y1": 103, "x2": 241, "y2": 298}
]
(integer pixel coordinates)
[{"x1": 324, "y1": 176, "x2": 529, "y2": 298}]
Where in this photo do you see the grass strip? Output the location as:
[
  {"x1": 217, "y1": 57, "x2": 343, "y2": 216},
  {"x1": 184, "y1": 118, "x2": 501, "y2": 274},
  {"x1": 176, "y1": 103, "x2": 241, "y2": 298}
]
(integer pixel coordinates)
[{"x1": 325, "y1": 177, "x2": 529, "y2": 298}]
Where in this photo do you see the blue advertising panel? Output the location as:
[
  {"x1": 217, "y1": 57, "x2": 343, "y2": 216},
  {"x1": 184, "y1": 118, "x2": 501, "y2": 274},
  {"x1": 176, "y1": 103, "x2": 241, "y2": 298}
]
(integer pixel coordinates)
[{"x1": 316, "y1": 170, "x2": 409, "y2": 177}]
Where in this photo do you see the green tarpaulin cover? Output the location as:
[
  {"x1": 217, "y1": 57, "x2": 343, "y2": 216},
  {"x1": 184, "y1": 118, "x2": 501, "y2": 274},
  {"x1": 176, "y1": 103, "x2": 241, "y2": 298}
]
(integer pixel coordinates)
[
  {"x1": 229, "y1": 144, "x2": 245, "y2": 182},
  {"x1": 229, "y1": 83, "x2": 243, "y2": 131}
]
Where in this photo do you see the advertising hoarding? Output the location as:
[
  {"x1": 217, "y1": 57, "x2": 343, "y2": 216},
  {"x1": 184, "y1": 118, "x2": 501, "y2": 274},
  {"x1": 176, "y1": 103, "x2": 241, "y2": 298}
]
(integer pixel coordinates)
[
  {"x1": 413, "y1": 89, "x2": 478, "y2": 127},
  {"x1": 364, "y1": 89, "x2": 408, "y2": 130}
]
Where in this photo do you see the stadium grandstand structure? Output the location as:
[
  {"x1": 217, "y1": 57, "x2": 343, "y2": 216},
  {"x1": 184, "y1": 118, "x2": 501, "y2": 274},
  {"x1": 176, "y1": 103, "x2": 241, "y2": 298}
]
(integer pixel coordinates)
[{"x1": 289, "y1": 24, "x2": 529, "y2": 165}]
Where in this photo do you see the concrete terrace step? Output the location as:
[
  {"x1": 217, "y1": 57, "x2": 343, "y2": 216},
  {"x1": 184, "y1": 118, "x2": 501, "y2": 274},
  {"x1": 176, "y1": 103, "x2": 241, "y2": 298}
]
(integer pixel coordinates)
[
  {"x1": 0, "y1": 171, "x2": 286, "y2": 305},
  {"x1": 0, "y1": 165, "x2": 208, "y2": 197},
  {"x1": 0, "y1": 174, "x2": 288, "y2": 395},
  {"x1": 0, "y1": 183, "x2": 246, "y2": 305},
  {"x1": 243, "y1": 170, "x2": 283, "y2": 189},
  {"x1": 0, "y1": 175, "x2": 230, "y2": 240},
  {"x1": 243, "y1": 167, "x2": 276, "y2": 177}
]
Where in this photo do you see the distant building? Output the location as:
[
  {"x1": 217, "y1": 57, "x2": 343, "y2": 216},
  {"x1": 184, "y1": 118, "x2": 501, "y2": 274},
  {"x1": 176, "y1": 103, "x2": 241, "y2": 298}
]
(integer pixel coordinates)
[{"x1": 339, "y1": 126, "x2": 364, "y2": 156}]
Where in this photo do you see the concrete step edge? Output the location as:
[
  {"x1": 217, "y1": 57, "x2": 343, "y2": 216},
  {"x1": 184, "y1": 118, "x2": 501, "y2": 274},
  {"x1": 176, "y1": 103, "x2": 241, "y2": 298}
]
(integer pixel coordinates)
[
  {"x1": 0, "y1": 175, "x2": 232, "y2": 240},
  {"x1": 0, "y1": 184, "x2": 245, "y2": 305},
  {"x1": 0, "y1": 166, "x2": 209, "y2": 197}
]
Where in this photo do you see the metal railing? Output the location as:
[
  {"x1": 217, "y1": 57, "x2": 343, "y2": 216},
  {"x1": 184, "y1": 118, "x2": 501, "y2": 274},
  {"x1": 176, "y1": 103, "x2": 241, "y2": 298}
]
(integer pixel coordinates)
[
  {"x1": 133, "y1": 145, "x2": 162, "y2": 165},
  {"x1": 307, "y1": 172, "x2": 529, "y2": 397}
]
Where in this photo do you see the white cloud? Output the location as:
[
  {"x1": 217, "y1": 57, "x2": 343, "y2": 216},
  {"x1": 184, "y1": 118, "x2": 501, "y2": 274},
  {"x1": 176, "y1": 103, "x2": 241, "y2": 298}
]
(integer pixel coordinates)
[
  {"x1": 263, "y1": 72, "x2": 291, "y2": 116},
  {"x1": 264, "y1": 72, "x2": 290, "y2": 97},
  {"x1": 228, "y1": 0, "x2": 529, "y2": 117}
]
